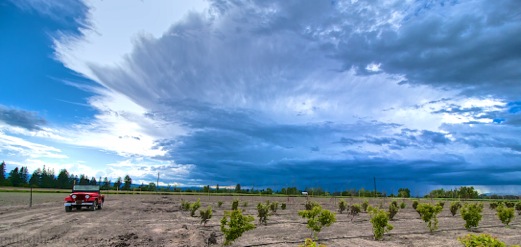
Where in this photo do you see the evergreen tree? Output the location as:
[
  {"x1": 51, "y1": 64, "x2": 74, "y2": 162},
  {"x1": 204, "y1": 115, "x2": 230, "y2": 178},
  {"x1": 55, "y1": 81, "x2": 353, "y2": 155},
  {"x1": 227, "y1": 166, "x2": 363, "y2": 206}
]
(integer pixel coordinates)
[
  {"x1": 122, "y1": 175, "x2": 132, "y2": 190},
  {"x1": 114, "y1": 177, "x2": 122, "y2": 190},
  {"x1": 70, "y1": 174, "x2": 79, "y2": 187},
  {"x1": 235, "y1": 183, "x2": 241, "y2": 193},
  {"x1": 41, "y1": 166, "x2": 56, "y2": 188},
  {"x1": 90, "y1": 177, "x2": 97, "y2": 185},
  {"x1": 101, "y1": 177, "x2": 110, "y2": 190},
  {"x1": 79, "y1": 174, "x2": 89, "y2": 185},
  {"x1": 8, "y1": 167, "x2": 21, "y2": 186},
  {"x1": 0, "y1": 161, "x2": 6, "y2": 185},
  {"x1": 19, "y1": 166, "x2": 29, "y2": 185},
  {"x1": 56, "y1": 169, "x2": 70, "y2": 189},
  {"x1": 29, "y1": 168, "x2": 42, "y2": 187}
]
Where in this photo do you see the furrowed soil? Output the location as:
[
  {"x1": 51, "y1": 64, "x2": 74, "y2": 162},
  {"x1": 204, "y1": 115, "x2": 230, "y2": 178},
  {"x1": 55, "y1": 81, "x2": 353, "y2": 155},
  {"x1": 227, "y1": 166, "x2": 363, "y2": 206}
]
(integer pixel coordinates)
[{"x1": 0, "y1": 193, "x2": 519, "y2": 246}]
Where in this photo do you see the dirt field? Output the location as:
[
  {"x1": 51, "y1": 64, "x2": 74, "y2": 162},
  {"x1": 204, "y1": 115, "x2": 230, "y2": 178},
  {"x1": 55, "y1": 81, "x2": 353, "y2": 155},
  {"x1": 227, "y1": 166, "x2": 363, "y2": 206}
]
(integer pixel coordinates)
[{"x1": 0, "y1": 193, "x2": 519, "y2": 247}]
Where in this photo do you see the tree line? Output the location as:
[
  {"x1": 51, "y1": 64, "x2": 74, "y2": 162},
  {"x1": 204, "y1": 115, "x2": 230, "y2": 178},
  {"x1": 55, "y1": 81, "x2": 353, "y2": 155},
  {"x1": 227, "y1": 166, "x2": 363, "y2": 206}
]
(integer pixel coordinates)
[
  {"x1": 0, "y1": 161, "x2": 134, "y2": 191},
  {"x1": 198, "y1": 184, "x2": 411, "y2": 198},
  {"x1": 0, "y1": 162, "x2": 415, "y2": 197},
  {"x1": 425, "y1": 187, "x2": 480, "y2": 199},
  {"x1": 2, "y1": 161, "x2": 513, "y2": 198}
]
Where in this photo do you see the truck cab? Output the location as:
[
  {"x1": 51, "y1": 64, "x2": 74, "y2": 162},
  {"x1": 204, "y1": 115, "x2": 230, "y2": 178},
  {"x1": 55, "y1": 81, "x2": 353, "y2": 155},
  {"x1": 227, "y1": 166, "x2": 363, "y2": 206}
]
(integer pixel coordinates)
[{"x1": 64, "y1": 185, "x2": 105, "y2": 212}]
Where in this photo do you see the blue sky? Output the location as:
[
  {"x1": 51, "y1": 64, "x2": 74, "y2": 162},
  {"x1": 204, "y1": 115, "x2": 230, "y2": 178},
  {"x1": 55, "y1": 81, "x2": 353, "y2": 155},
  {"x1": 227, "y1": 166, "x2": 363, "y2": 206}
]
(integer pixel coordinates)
[{"x1": 1, "y1": 0, "x2": 520, "y2": 195}]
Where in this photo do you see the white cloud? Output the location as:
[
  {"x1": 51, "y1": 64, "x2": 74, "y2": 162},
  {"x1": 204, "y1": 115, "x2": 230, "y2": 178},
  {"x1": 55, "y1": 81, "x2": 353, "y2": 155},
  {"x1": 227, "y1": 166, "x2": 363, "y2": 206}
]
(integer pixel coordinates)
[
  {"x1": 460, "y1": 98, "x2": 505, "y2": 109},
  {"x1": 39, "y1": 0, "x2": 204, "y2": 160},
  {"x1": 55, "y1": 88, "x2": 186, "y2": 158},
  {"x1": 1, "y1": 91, "x2": 185, "y2": 160},
  {"x1": 104, "y1": 158, "x2": 194, "y2": 184},
  {"x1": 54, "y1": 0, "x2": 209, "y2": 81},
  {"x1": 365, "y1": 63, "x2": 381, "y2": 72},
  {"x1": 0, "y1": 130, "x2": 67, "y2": 159}
]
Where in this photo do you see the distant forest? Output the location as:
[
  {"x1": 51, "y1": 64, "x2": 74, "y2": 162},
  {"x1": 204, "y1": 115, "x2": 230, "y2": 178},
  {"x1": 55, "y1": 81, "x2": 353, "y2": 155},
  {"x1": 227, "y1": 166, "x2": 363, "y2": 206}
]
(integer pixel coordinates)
[
  {"x1": 0, "y1": 161, "x2": 517, "y2": 199},
  {"x1": 0, "y1": 161, "x2": 135, "y2": 191}
]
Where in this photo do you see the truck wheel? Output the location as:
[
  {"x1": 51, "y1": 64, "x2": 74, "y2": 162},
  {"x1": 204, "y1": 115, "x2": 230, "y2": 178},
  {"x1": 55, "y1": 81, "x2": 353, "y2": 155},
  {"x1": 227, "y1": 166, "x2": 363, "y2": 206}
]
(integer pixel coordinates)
[
  {"x1": 65, "y1": 206, "x2": 72, "y2": 212},
  {"x1": 90, "y1": 201, "x2": 97, "y2": 211}
]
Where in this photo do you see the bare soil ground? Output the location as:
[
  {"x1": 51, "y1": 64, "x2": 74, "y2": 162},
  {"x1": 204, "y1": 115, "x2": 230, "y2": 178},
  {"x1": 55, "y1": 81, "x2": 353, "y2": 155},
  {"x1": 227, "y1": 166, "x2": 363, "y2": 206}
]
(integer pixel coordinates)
[{"x1": 0, "y1": 193, "x2": 519, "y2": 247}]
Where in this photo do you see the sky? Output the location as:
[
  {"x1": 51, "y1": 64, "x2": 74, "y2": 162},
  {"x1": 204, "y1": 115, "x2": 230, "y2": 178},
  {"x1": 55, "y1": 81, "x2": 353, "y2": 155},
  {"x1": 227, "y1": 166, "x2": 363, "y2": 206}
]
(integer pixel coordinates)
[{"x1": 1, "y1": 0, "x2": 520, "y2": 196}]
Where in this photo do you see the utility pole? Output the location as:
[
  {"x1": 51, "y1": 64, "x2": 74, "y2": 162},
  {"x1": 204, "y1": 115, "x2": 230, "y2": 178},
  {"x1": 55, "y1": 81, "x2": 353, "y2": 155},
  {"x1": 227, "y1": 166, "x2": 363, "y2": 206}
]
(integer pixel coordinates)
[
  {"x1": 156, "y1": 172, "x2": 160, "y2": 192},
  {"x1": 29, "y1": 184, "x2": 33, "y2": 208},
  {"x1": 373, "y1": 177, "x2": 377, "y2": 198}
]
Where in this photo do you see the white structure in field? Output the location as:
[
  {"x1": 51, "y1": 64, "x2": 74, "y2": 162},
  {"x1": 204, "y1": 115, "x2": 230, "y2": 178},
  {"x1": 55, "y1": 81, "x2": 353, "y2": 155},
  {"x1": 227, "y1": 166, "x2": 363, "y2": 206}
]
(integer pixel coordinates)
[{"x1": 301, "y1": 191, "x2": 308, "y2": 196}]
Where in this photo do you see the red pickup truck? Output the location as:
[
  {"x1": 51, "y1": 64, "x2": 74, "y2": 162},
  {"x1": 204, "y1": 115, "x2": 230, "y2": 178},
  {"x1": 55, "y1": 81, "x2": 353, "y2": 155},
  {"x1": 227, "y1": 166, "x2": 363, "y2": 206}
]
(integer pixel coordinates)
[{"x1": 64, "y1": 185, "x2": 105, "y2": 212}]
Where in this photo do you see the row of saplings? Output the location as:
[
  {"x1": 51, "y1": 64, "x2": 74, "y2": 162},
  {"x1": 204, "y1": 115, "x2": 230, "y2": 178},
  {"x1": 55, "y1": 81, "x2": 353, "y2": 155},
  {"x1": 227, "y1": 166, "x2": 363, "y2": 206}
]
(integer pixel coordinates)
[{"x1": 179, "y1": 198, "x2": 521, "y2": 247}]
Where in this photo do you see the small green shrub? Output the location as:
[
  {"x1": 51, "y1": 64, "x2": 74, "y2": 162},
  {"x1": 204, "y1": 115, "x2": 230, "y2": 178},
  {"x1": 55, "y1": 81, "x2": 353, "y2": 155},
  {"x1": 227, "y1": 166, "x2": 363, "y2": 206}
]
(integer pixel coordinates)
[
  {"x1": 257, "y1": 202, "x2": 270, "y2": 225},
  {"x1": 515, "y1": 202, "x2": 521, "y2": 215},
  {"x1": 305, "y1": 201, "x2": 321, "y2": 210},
  {"x1": 388, "y1": 202, "x2": 399, "y2": 221},
  {"x1": 189, "y1": 199, "x2": 201, "y2": 217},
  {"x1": 490, "y1": 201, "x2": 501, "y2": 210},
  {"x1": 458, "y1": 233, "x2": 515, "y2": 247},
  {"x1": 231, "y1": 199, "x2": 239, "y2": 210},
  {"x1": 416, "y1": 203, "x2": 443, "y2": 233},
  {"x1": 299, "y1": 238, "x2": 326, "y2": 247},
  {"x1": 298, "y1": 205, "x2": 336, "y2": 239},
  {"x1": 450, "y1": 201, "x2": 462, "y2": 216},
  {"x1": 461, "y1": 203, "x2": 484, "y2": 230},
  {"x1": 270, "y1": 202, "x2": 279, "y2": 213},
  {"x1": 496, "y1": 205, "x2": 515, "y2": 226},
  {"x1": 391, "y1": 200, "x2": 398, "y2": 208},
  {"x1": 368, "y1": 206, "x2": 393, "y2": 240},
  {"x1": 217, "y1": 201, "x2": 223, "y2": 208},
  {"x1": 242, "y1": 201, "x2": 248, "y2": 207},
  {"x1": 362, "y1": 199, "x2": 369, "y2": 212},
  {"x1": 338, "y1": 199, "x2": 347, "y2": 214},
  {"x1": 413, "y1": 200, "x2": 422, "y2": 216},
  {"x1": 436, "y1": 201, "x2": 445, "y2": 208},
  {"x1": 281, "y1": 203, "x2": 287, "y2": 210},
  {"x1": 349, "y1": 204, "x2": 361, "y2": 221},
  {"x1": 504, "y1": 201, "x2": 515, "y2": 208},
  {"x1": 199, "y1": 206, "x2": 212, "y2": 225},
  {"x1": 412, "y1": 200, "x2": 419, "y2": 210},
  {"x1": 220, "y1": 210, "x2": 256, "y2": 246},
  {"x1": 180, "y1": 200, "x2": 191, "y2": 211},
  {"x1": 400, "y1": 201, "x2": 406, "y2": 209}
]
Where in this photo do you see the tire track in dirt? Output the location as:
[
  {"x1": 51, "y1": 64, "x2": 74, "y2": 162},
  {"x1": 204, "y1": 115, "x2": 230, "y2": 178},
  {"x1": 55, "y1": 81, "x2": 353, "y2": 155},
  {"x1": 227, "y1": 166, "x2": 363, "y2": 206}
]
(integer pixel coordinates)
[
  {"x1": 0, "y1": 204, "x2": 62, "y2": 222},
  {"x1": 0, "y1": 200, "x2": 123, "y2": 247},
  {"x1": 0, "y1": 203, "x2": 80, "y2": 246}
]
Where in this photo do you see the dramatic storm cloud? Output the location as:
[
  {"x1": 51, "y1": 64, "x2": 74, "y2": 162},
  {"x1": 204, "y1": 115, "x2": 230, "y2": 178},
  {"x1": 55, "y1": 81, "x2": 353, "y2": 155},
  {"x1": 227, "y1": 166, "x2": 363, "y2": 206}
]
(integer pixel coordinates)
[{"x1": 2, "y1": 0, "x2": 520, "y2": 195}]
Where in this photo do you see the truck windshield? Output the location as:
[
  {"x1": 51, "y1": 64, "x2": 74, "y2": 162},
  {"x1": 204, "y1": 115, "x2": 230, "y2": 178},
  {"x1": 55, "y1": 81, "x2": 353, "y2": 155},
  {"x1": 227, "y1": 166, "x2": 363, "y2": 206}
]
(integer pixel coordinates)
[{"x1": 73, "y1": 185, "x2": 100, "y2": 192}]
